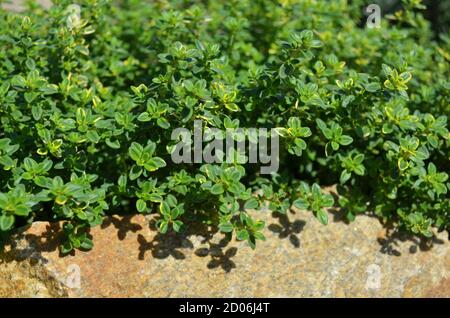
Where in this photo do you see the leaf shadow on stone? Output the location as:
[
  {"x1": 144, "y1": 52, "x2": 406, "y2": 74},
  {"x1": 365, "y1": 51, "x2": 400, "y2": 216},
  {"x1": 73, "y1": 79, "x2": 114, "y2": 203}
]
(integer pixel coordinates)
[
  {"x1": 326, "y1": 190, "x2": 359, "y2": 224},
  {"x1": 137, "y1": 232, "x2": 189, "y2": 261},
  {"x1": 377, "y1": 224, "x2": 446, "y2": 257},
  {"x1": 101, "y1": 215, "x2": 143, "y2": 240},
  {"x1": 328, "y1": 207, "x2": 352, "y2": 224},
  {"x1": 0, "y1": 222, "x2": 74, "y2": 265},
  {"x1": 136, "y1": 217, "x2": 237, "y2": 272},
  {"x1": 268, "y1": 211, "x2": 305, "y2": 248},
  {"x1": 315, "y1": 187, "x2": 350, "y2": 224},
  {"x1": 194, "y1": 238, "x2": 237, "y2": 273},
  {"x1": 323, "y1": 188, "x2": 449, "y2": 256}
]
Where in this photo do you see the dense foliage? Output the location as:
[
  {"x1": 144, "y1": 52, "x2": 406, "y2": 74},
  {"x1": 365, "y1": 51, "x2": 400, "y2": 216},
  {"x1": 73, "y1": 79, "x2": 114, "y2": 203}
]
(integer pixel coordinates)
[
  {"x1": 376, "y1": 0, "x2": 450, "y2": 36},
  {"x1": 0, "y1": 0, "x2": 448, "y2": 252}
]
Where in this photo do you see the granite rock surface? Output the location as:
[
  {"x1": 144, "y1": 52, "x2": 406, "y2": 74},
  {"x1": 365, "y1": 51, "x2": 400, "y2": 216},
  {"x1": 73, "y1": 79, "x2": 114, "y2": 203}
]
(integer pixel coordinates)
[{"x1": 1, "y1": 206, "x2": 449, "y2": 297}]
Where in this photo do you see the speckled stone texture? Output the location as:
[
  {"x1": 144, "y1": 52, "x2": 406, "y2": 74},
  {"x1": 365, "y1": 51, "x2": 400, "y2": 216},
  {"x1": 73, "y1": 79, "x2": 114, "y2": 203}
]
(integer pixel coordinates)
[{"x1": 1, "y1": 204, "x2": 449, "y2": 298}]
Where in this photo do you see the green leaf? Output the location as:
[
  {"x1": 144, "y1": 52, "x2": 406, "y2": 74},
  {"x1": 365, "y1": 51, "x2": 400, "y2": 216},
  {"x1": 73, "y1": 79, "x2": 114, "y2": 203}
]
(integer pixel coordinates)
[
  {"x1": 159, "y1": 221, "x2": 169, "y2": 234},
  {"x1": 157, "y1": 118, "x2": 170, "y2": 129},
  {"x1": 288, "y1": 117, "x2": 301, "y2": 130},
  {"x1": 166, "y1": 194, "x2": 177, "y2": 207},
  {"x1": 331, "y1": 141, "x2": 340, "y2": 151},
  {"x1": 339, "y1": 135, "x2": 353, "y2": 146},
  {"x1": 86, "y1": 130, "x2": 100, "y2": 143},
  {"x1": 129, "y1": 165, "x2": 143, "y2": 180},
  {"x1": 236, "y1": 229, "x2": 249, "y2": 241},
  {"x1": 60, "y1": 241, "x2": 73, "y2": 254},
  {"x1": 340, "y1": 169, "x2": 351, "y2": 184},
  {"x1": 210, "y1": 183, "x2": 224, "y2": 195},
  {"x1": 15, "y1": 205, "x2": 31, "y2": 216},
  {"x1": 353, "y1": 165, "x2": 365, "y2": 176},
  {"x1": 322, "y1": 195, "x2": 334, "y2": 207},
  {"x1": 365, "y1": 82, "x2": 381, "y2": 92},
  {"x1": 294, "y1": 138, "x2": 307, "y2": 150},
  {"x1": 144, "y1": 157, "x2": 166, "y2": 171},
  {"x1": 293, "y1": 198, "x2": 309, "y2": 210},
  {"x1": 40, "y1": 84, "x2": 59, "y2": 95},
  {"x1": 137, "y1": 112, "x2": 152, "y2": 122},
  {"x1": 80, "y1": 237, "x2": 94, "y2": 250},
  {"x1": 353, "y1": 154, "x2": 364, "y2": 164},
  {"x1": 129, "y1": 142, "x2": 143, "y2": 161},
  {"x1": 421, "y1": 229, "x2": 433, "y2": 238},
  {"x1": 159, "y1": 201, "x2": 170, "y2": 216},
  {"x1": 219, "y1": 222, "x2": 234, "y2": 233},
  {"x1": 31, "y1": 106, "x2": 43, "y2": 121},
  {"x1": 398, "y1": 158, "x2": 409, "y2": 171},
  {"x1": 298, "y1": 127, "x2": 312, "y2": 137},
  {"x1": 253, "y1": 231, "x2": 266, "y2": 241},
  {"x1": 316, "y1": 119, "x2": 332, "y2": 139},
  {"x1": 136, "y1": 199, "x2": 147, "y2": 212},
  {"x1": 106, "y1": 139, "x2": 121, "y2": 149},
  {"x1": 225, "y1": 103, "x2": 239, "y2": 112},
  {"x1": 0, "y1": 214, "x2": 14, "y2": 231},
  {"x1": 34, "y1": 176, "x2": 53, "y2": 188},
  {"x1": 414, "y1": 147, "x2": 429, "y2": 161},
  {"x1": 311, "y1": 183, "x2": 321, "y2": 196},
  {"x1": 274, "y1": 127, "x2": 288, "y2": 137},
  {"x1": 244, "y1": 197, "x2": 258, "y2": 210},
  {"x1": 11, "y1": 75, "x2": 26, "y2": 88},
  {"x1": 25, "y1": 58, "x2": 36, "y2": 70},
  {"x1": 316, "y1": 209, "x2": 328, "y2": 225},
  {"x1": 172, "y1": 220, "x2": 183, "y2": 232},
  {"x1": 148, "y1": 193, "x2": 163, "y2": 202}
]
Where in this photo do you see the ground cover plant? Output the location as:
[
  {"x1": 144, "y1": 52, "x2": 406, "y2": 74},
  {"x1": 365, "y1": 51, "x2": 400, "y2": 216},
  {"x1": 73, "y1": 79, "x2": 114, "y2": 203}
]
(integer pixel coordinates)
[{"x1": 0, "y1": 0, "x2": 448, "y2": 253}]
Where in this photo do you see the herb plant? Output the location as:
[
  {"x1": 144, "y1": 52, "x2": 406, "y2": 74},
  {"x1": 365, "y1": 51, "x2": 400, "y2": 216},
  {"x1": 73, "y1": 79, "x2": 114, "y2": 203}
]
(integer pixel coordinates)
[{"x1": 0, "y1": 0, "x2": 448, "y2": 252}]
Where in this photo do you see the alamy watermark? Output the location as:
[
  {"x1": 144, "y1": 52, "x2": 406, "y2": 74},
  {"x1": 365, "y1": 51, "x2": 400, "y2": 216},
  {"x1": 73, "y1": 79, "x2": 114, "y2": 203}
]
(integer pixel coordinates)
[
  {"x1": 65, "y1": 4, "x2": 81, "y2": 31},
  {"x1": 65, "y1": 263, "x2": 81, "y2": 289},
  {"x1": 366, "y1": 4, "x2": 381, "y2": 29},
  {"x1": 365, "y1": 264, "x2": 382, "y2": 290},
  {"x1": 170, "y1": 120, "x2": 279, "y2": 174}
]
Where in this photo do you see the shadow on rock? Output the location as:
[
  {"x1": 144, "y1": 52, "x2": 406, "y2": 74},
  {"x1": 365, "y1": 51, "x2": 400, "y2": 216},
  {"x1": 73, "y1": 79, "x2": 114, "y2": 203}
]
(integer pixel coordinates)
[
  {"x1": 136, "y1": 217, "x2": 236, "y2": 272},
  {"x1": 377, "y1": 225, "x2": 446, "y2": 257},
  {"x1": 101, "y1": 215, "x2": 143, "y2": 240},
  {"x1": 0, "y1": 222, "x2": 69, "y2": 265},
  {"x1": 328, "y1": 207, "x2": 352, "y2": 224},
  {"x1": 137, "y1": 232, "x2": 190, "y2": 261},
  {"x1": 268, "y1": 212, "x2": 305, "y2": 248},
  {"x1": 195, "y1": 238, "x2": 237, "y2": 272}
]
